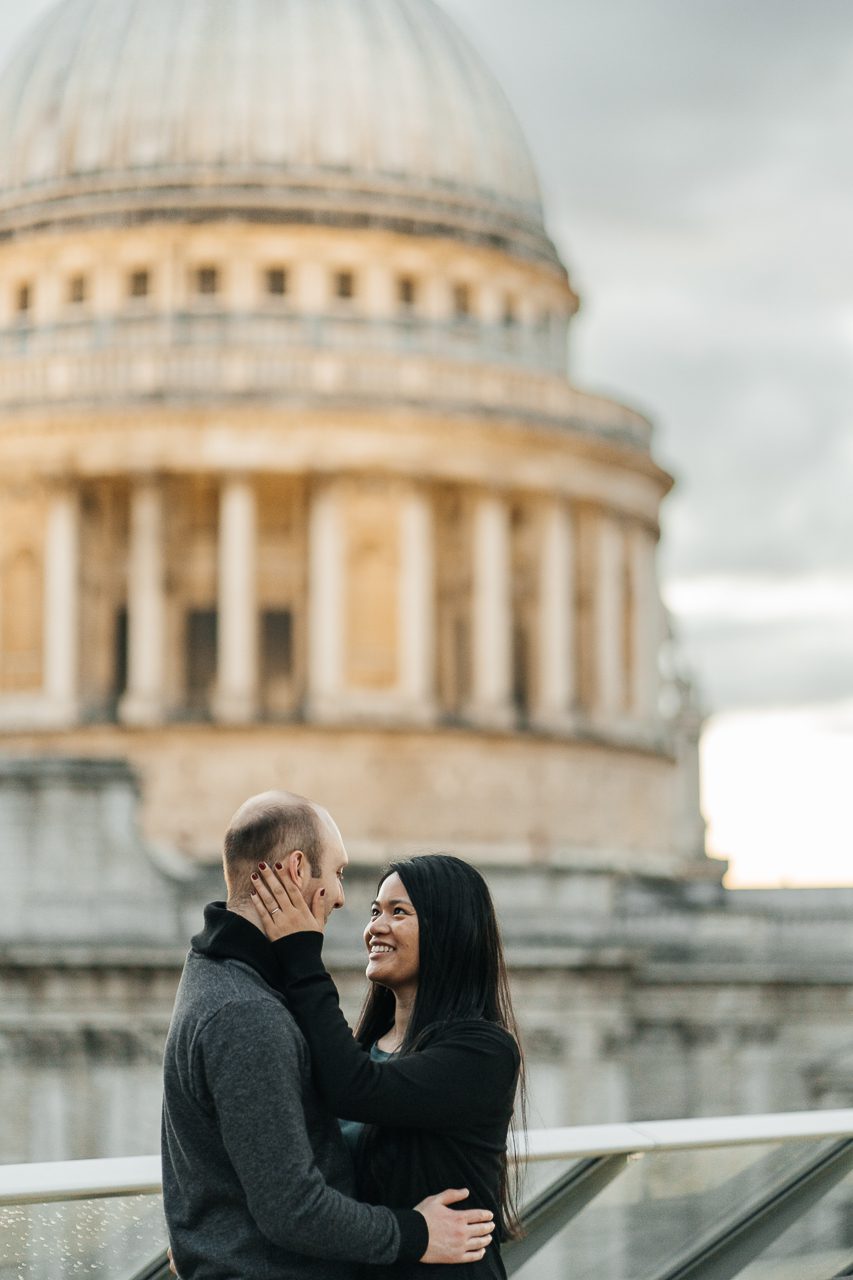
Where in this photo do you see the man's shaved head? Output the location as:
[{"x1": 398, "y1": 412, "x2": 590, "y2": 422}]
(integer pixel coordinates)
[{"x1": 223, "y1": 790, "x2": 341, "y2": 906}]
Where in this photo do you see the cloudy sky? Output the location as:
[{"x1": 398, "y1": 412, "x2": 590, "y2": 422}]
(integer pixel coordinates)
[
  {"x1": 2, "y1": 0, "x2": 851, "y2": 885},
  {"x1": 439, "y1": 0, "x2": 853, "y2": 884}
]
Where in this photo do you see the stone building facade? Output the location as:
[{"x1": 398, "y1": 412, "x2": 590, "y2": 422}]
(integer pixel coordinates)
[
  {"x1": 4, "y1": 756, "x2": 853, "y2": 1176},
  {"x1": 0, "y1": 0, "x2": 851, "y2": 1197},
  {"x1": 0, "y1": 0, "x2": 700, "y2": 879}
]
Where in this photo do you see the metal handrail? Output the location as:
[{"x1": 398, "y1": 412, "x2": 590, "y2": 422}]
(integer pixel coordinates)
[
  {"x1": 522, "y1": 1108, "x2": 853, "y2": 1162},
  {"x1": 0, "y1": 1154, "x2": 161, "y2": 1207},
  {"x1": 4, "y1": 1109, "x2": 853, "y2": 1207}
]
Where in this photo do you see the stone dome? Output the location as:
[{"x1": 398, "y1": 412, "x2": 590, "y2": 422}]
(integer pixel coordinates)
[{"x1": 0, "y1": 0, "x2": 554, "y2": 261}]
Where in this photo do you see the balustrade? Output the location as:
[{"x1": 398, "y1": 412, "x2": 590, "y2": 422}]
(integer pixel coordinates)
[{"x1": 0, "y1": 310, "x2": 652, "y2": 450}]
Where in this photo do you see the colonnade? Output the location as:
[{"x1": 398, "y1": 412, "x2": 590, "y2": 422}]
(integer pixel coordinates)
[{"x1": 35, "y1": 475, "x2": 662, "y2": 735}]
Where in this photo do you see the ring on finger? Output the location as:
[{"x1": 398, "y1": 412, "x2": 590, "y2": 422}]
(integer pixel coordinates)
[{"x1": 270, "y1": 906, "x2": 282, "y2": 915}]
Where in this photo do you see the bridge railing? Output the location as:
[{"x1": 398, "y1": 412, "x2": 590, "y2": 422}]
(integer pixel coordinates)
[{"x1": 4, "y1": 1110, "x2": 853, "y2": 1279}]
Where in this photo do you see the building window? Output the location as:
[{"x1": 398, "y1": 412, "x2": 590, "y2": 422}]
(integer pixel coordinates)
[
  {"x1": 398, "y1": 276, "x2": 417, "y2": 308},
  {"x1": 452, "y1": 282, "x2": 471, "y2": 319},
  {"x1": 15, "y1": 283, "x2": 32, "y2": 314},
  {"x1": 262, "y1": 609, "x2": 293, "y2": 675},
  {"x1": 266, "y1": 267, "x2": 288, "y2": 297},
  {"x1": 185, "y1": 609, "x2": 218, "y2": 715},
  {"x1": 68, "y1": 274, "x2": 87, "y2": 305},
  {"x1": 262, "y1": 608, "x2": 293, "y2": 675},
  {"x1": 452, "y1": 616, "x2": 471, "y2": 710},
  {"x1": 512, "y1": 620, "x2": 531, "y2": 717},
  {"x1": 334, "y1": 270, "x2": 355, "y2": 300},
  {"x1": 129, "y1": 269, "x2": 150, "y2": 299},
  {"x1": 194, "y1": 266, "x2": 219, "y2": 296},
  {"x1": 113, "y1": 607, "x2": 128, "y2": 705}
]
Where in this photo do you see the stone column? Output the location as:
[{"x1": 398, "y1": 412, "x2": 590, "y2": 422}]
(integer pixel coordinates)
[
  {"x1": 363, "y1": 263, "x2": 392, "y2": 318},
  {"x1": 535, "y1": 499, "x2": 574, "y2": 727},
  {"x1": 468, "y1": 492, "x2": 513, "y2": 727},
  {"x1": 297, "y1": 262, "x2": 327, "y2": 311},
  {"x1": 43, "y1": 482, "x2": 80, "y2": 723},
  {"x1": 213, "y1": 475, "x2": 258, "y2": 724},
  {"x1": 307, "y1": 481, "x2": 344, "y2": 720},
  {"x1": 595, "y1": 513, "x2": 626, "y2": 722},
  {"x1": 119, "y1": 477, "x2": 166, "y2": 726},
  {"x1": 399, "y1": 487, "x2": 436, "y2": 719},
  {"x1": 629, "y1": 526, "x2": 661, "y2": 721}
]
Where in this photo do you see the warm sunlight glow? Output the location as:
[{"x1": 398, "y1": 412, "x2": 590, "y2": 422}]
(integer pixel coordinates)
[{"x1": 702, "y1": 705, "x2": 853, "y2": 888}]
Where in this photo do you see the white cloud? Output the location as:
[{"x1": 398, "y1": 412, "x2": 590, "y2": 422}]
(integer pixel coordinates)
[
  {"x1": 664, "y1": 574, "x2": 853, "y2": 625},
  {"x1": 664, "y1": 574, "x2": 853, "y2": 713}
]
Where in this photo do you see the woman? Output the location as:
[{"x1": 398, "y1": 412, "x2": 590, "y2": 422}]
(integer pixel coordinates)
[{"x1": 251, "y1": 853, "x2": 524, "y2": 1278}]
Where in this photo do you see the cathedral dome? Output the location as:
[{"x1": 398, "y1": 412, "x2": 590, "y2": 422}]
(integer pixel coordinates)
[{"x1": 0, "y1": 0, "x2": 553, "y2": 261}]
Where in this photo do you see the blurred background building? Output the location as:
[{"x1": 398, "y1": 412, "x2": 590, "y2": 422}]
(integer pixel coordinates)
[{"x1": 1, "y1": 0, "x2": 852, "y2": 1176}]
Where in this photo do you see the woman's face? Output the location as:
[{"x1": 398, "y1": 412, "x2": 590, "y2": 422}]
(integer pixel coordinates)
[{"x1": 364, "y1": 872, "x2": 420, "y2": 992}]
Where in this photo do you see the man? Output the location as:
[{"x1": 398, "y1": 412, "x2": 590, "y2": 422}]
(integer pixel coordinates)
[{"x1": 162, "y1": 790, "x2": 493, "y2": 1278}]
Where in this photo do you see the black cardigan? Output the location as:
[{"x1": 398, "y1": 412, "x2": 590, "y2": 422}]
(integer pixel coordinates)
[{"x1": 271, "y1": 932, "x2": 520, "y2": 1280}]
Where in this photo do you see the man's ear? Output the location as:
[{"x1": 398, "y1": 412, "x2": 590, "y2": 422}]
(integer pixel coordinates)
[{"x1": 286, "y1": 849, "x2": 306, "y2": 885}]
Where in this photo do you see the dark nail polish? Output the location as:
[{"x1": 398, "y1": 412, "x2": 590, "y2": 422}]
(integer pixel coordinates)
[
  {"x1": 251, "y1": 873, "x2": 259, "y2": 881},
  {"x1": 258, "y1": 862, "x2": 267, "y2": 871},
  {"x1": 274, "y1": 862, "x2": 283, "y2": 870}
]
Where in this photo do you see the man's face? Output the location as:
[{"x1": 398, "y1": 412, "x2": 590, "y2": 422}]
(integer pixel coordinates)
[{"x1": 303, "y1": 815, "x2": 348, "y2": 924}]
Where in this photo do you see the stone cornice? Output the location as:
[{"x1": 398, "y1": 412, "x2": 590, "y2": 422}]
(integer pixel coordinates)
[
  {"x1": 0, "y1": 404, "x2": 672, "y2": 521},
  {"x1": 0, "y1": 178, "x2": 564, "y2": 273}
]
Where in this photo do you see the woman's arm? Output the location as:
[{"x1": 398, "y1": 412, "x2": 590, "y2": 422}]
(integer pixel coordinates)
[
  {"x1": 270, "y1": 930, "x2": 518, "y2": 1129},
  {"x1": 248, "y1": 857, "x2": 519, "y2": 1129}
]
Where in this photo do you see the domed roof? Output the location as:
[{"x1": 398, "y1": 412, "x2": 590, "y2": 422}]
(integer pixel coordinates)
[{"x1": 0, "y1": 0, "x2": 555, "y2": 262}]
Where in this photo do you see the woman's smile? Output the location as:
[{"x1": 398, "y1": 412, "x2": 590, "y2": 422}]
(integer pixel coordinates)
[{"x1": 363, "y1": 871, "x2": 420, "y2": 991}]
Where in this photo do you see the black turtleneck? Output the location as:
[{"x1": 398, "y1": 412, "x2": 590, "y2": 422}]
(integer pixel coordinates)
[
  {"x1": 191, "y1": 900, "x2": 283, "y2": 990},
  {"x1": 161, "y1": 901, "x2": 429, "y2": 1278}
]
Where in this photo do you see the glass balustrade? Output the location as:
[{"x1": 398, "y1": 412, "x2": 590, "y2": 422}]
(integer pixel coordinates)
[
  {"x1": 0, "y1": 1195, "x2": 165, "y2": 1280},
  {"x1": 6, "y1": 1111, "x2": 852, "y2": 1280},
  {"x1": 733, "y1": 1163, "x2": 853, "y2": 1280},
  {"x1": 510, "y1": 1139, "x2": 844, "y2": 1280}
]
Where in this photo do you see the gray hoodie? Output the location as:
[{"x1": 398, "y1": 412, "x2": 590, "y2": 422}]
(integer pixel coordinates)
[{"x1": 162, "y1": 904, "x2": 428, "y2": 1279}]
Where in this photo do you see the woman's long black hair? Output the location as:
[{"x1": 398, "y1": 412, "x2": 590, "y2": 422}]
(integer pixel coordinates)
[{"x1": 355, "y1": 853, "x2": 527, "y2": 1239}]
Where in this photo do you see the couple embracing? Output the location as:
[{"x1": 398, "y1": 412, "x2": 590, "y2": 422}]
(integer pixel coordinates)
[{"x1": 162, "y1": 790, "x2": 525, "y2": 1279}]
